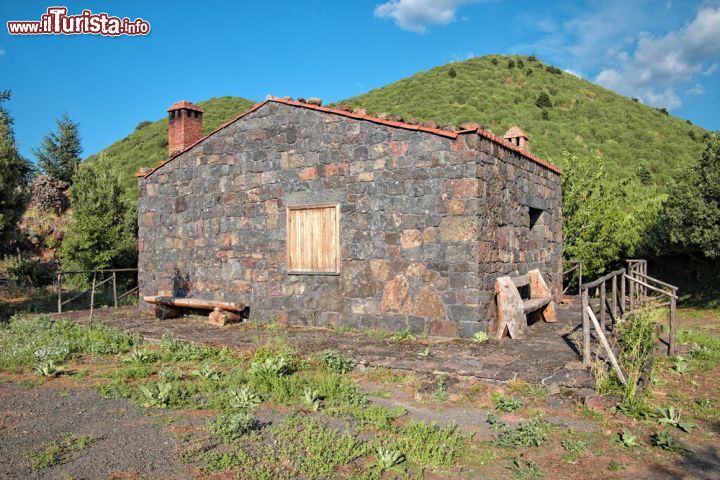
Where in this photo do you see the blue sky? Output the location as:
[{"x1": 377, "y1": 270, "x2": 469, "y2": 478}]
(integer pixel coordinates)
[{"x1": 2, "y1": 0, "x2": 719, "y2": 160}]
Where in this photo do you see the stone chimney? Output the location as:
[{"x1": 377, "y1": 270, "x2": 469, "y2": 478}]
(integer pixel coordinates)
[
  {"x1": 503, "y1": 125, "x2": 529, "y2": 150},
  {"x1": 167, "y1": 100, "x2": 203, "y2": 157}
]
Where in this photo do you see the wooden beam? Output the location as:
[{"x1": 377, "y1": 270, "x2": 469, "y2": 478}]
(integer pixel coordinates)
[
  {"x1": 586, "y1": 306, "x2": 627, "y2": 385},
  {"x1": 582, "y1": 288, "x2": 590, "y2": 365},
  {"x1": 143, "y1": 295, "x2": 246, "y2": 312}
]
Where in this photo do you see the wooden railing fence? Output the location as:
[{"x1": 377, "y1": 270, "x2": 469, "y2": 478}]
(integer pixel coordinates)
[
  {"x1": 57, "y1": 268, "x2": 139, "y2": 319},
  {"x1": 570, "y1": 260, "x2": 678, "y2": 371}
]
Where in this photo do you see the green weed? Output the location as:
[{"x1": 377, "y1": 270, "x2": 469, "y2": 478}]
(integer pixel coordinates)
[
  {"x1": 508, "y1": 455, "x2": 544, "y2": 480},
  {"x1": 206, "y1": 411, "x2": 257, "y2": 441},
  {"x1": 494, "y1": 394, "x2": 523, "y2": 412},
  {"x1": 27, "y1": 434, "x2": 94, "y2": 469},
  {"x1": 473, "y1": 331, "x2": 489, "y2": 343},
  {"x1": 35, "y1": 359, "x2": 63, "y2": 377},
  {"x1": 228, "y1": 385, "x2": 262, "y2": 410},
  {"x1": 390, "y1": 328, "x2": 414, "y2": 342},
  {"x1": 318, "y1": 349, "x2": 354, "y2": 373},
  {"x1": 139, "y1": 382, "x2": 173, "y2": 408}
]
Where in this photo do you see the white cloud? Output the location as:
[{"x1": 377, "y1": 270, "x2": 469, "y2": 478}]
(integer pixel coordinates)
[
  {"x1": 594, "y1": 7, "x2": 720, "y2": 109},
  {"x1": 564, "y1": 69, "x2": 582, "y2": 78},
  {"x1": 374, "y1": 0, "x2": 478, "y2": 33},
  {"x1": 687, "y1": 83, "x2": 705, "y2": 95}
]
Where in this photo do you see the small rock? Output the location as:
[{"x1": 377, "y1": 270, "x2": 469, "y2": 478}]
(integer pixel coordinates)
[
  {"x1": 307, "y1": 97, "x2": 322, "y2": 106},
  {"x1": 421, "y1": 120, "x2": 439, "y2": 129},
  {"x1": 352, "y1": 108, "x2": 367, "y2": 115},
  {"x1": 546, "y1": 382, "x2": 561, "y2": 396}
]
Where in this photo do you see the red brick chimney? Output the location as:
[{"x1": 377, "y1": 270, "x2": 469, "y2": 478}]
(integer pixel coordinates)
[{"x1": 167, "y1": 100, "x2": 203, "y2": 157}]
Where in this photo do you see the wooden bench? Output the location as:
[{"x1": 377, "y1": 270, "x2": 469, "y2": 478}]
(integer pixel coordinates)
[
  {"x1": 143, "y1": 295, "x2": 246, "y2": 326},
  {"x1": 494, "y1": 269, "x2": 557, "y2": 339}
]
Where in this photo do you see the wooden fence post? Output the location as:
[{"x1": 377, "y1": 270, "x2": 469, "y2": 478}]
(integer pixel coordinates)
[
  {"x1": 600, "y1": 280, "x2": 607, "y2": 330},
  {"x1": 611, "y1": 274, "x2": 618, "y2": 324},
  {"x1": 670, "y1": 296, "x2": 677, "y2": 356},
  {"x1": 57, "y1": 272, "x2": 62, "y2": 314},
  {"x1": 578, "y1": 263, "x2": 583, "y2": 293},
  {"x1": 620, "y1": 272, "x2": 626, "y2": 317},
  {"x1": 582, "y1": 288, "x2": 590, "y2": 365},
  {"x1": 629, "y1": 276, "x2": 635, "y2": 313},
  {"x1": 89, "y1": 272, "x2": 97, "y2": 326},
  {"x1": 112, "y1": 271, "x2": 118, "y2": 308}
]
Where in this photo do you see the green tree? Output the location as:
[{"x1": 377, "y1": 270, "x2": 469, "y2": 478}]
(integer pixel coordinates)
[
  {"x1": 34, "y1": 113, "x2": 82, "y2": 183},
  {"x1": 535, "y1": 92, "x2": 552, "y2": 109},
  {"x1": 60, "y1": 154, "x2": 137, "y2": 273},
  {"x1": 665, "y1": 132, "x2": 720, "y2": 258},
  {"x1": 560, "y1": 151, "x2": 633, "y2": 275},
  {"x1": 0, "y1": 90, "x2": 32, "y2": 249}
]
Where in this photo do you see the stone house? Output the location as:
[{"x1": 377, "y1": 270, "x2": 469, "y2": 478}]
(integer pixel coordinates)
[{"x1": 136, "y1": 97, "x2": 562, "y2": 337}]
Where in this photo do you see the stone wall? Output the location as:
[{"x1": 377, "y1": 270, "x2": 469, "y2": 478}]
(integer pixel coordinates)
[{"x1": 137, "y1": 101, "x2": 562, "y2": 337}]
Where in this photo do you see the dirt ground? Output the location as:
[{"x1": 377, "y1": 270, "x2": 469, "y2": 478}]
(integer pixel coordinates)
[
  {"x1": 0, "y1": 306, "x2": 718, "y2": 479},
  {"x1": 0, "y1": 381, "x2": 194, "y2": 479}
]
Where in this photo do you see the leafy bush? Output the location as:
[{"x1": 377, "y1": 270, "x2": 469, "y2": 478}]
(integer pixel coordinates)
[
  {"x1": 35, "y1": 359, "x2": 63, "y2": 377},
  {"x1": 490, "y1": 417, "x2": 553, "y2": 448},
  {"x1": 303, "y1": 387, "x2": 322, "y2": 411},
  {"x1": 2, "y1": 254, "x2": 53, "y2": 285},
  {"x1": 371, "y1": 447, "x2": 405, "y2": 475},
  {"x1": 535, "y1": 92, "x2": 552, "y2": 109},
  {"x1": 228, "y1": 385, "x2": 262, "y2": 410},
  {"x1": 393, "y1": 421, "x2": 467, "y2": 468},
  {"x1": 494, "y1": 394, "x2": 523, "y2": 412},
  {"x1": 139, "y1": 382, "x2": 173, "y2": 408},
  {"x1": 318, "y1": 349, "x2": 354, "y2": 373},
  {"x1": 249, "y1": 356, "x2": 289, "y2": 378},
  {"x1": 206, "y1": 411, "x2": 257, "y2": 441}
]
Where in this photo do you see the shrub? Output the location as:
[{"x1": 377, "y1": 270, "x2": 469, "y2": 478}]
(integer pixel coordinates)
[
  {"x1": 393, "y1": 421, "x2": 467, "y2": 468},
  {"x1": 207, "y1": 411, "x2": 256, "y2": 441},
  {"x1": 228, "y1": 385, "x2": 262, "y2": 410},
  {"x1": 545, "y1": 65, "x2": 563, "y2": 75},
  {"x1": 536, "y1": 92, "x2": 552, "y2": 109},
  {"x1": 318, "y1": 349, "x2": 354, "y2": 373},
  {"x1": 2, "y1": 254, "x2": 53, "y2": 285},
  {"x1": 508, "y1": 59, "x2": 516, "y2": 69},
  {"x1": 494, "y1": 394, "x2": 523, "y2": 412},
  {"x1": 447, "y1": 67, "x2": 457, "y2": 78},
  {"x1": 139, "y1": 382, "x2": 173, "y2": 408},
  {"x1": 135, "y1": 121, "x2": 152, "y2": 131}
]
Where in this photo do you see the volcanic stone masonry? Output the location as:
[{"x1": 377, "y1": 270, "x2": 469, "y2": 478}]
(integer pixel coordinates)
[{"x1": 137, "y1": 98, "x2": 562, "y2": 338}]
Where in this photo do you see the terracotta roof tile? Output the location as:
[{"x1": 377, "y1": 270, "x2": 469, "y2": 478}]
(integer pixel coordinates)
[
  {"x1": 138, "y1": 98, "x2": 560, "y2": 178},
  {"x1": 167, "y1": 100, "x2": 204, "y2": 113},
  {"x1": 503, "y1": 125, "x2": 527, "y2": 139}
]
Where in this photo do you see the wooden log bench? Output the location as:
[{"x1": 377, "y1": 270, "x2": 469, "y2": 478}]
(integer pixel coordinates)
[
  {"x1": 494, "y1": 269, "x2": 557, "y2": 339},
  {"x1": 143, "y1": 295, "x2": 246, "y2": 326}
]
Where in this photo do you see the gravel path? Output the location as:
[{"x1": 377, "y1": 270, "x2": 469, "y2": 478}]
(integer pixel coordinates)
[{"x1": 0, "y1": 381, "x2": 193, "y2": 480}]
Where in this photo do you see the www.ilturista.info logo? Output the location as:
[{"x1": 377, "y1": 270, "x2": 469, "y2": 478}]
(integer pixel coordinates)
[{"x1": 7, "y1": 7, "x2": 150, "y2": 36}]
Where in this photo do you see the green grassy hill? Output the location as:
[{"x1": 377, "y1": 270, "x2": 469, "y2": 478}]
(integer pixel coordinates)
[
  {"x1": 341, "y1": 55, "x2": 709, "y2": 189},
  {"x1": 87, "y1": 96, "x2": 255, "y2": 191},
  {"x1": 91, "y1": 56, "x2": 710, "y2": 195}
]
